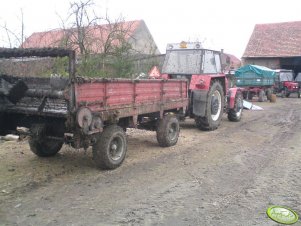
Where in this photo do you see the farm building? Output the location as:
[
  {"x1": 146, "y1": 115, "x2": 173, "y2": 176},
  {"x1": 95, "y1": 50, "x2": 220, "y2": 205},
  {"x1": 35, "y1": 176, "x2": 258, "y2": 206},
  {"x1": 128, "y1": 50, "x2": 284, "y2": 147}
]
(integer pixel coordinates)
[
  {"x1": 242, "y1": 21, "x2": 301, "y2": 76},
  {"x1": 222, "y1": 52, "x2": 241, "y2": 71},
  {"x1": 12, "y1": 20, "x2": 161, "y2": 76},
  {"x1": 22, "y1": 20, "x2": 160, "y2": 56}
]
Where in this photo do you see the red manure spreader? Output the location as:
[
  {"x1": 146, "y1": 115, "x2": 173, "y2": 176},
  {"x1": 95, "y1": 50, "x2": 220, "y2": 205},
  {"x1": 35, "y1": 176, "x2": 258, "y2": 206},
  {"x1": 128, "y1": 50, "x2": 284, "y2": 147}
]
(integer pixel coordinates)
[{"x1": 0, "y1": 48, "x2": 188, "y2": 169}]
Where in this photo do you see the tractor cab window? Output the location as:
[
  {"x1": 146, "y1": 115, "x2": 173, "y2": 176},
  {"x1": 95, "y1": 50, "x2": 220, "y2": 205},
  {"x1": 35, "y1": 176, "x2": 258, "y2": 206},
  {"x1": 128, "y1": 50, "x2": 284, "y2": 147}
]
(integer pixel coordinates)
[
  {"x1": 203, "y1": 50, "x2": 221, "y2": 74},
  {"x1": 295, "y1": 73, "x2": 301, "y2": 82},
  {"x1": 279, "y1": 71, "x2": 294, "y2": 82},
  {"x1": 162, "y1": 49, "x2": 202, "y2": 75},
  {"x1": 215, "y1": 53, "x2": 222, "y2": 73}
]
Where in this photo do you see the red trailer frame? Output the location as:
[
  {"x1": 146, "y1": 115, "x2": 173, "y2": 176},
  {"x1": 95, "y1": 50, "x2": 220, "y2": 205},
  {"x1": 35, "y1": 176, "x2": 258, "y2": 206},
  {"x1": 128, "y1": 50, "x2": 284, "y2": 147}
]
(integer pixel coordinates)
[{"x1": 74, "y1": 78, "x2": 188, "y2": 122}]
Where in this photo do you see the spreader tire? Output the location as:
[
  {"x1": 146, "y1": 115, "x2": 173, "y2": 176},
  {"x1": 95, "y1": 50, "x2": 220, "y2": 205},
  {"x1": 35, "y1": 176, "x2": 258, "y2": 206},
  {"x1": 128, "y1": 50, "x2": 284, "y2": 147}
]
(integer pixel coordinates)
[
  {"x1": 93, "y1": 125, "x2": 127, "y2": 170},
  {"x1": 29, "y1": 124, "x2": 64, "y2": 157},
  {"x1": 156, "y1": 115, "x2": 180, "y2": 147}
]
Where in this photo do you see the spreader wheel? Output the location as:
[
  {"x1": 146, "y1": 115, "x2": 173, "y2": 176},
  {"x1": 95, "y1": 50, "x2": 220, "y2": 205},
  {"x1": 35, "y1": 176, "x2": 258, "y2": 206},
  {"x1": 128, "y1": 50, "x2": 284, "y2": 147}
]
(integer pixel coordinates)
[
  {"x1": 156, "y1": 115, "x2": 180, "y2": 147},
  {"x1": 93, "y1": 125, "x2": 127, "y2": 170},
  {"x1": 29, "y1": 123, "x2": 64, "y2": 157}
]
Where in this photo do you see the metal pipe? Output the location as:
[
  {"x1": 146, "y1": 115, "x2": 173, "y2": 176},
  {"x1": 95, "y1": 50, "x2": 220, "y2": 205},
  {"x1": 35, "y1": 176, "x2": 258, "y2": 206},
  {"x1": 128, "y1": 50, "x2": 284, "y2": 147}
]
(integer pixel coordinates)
[{"x1": 25, "y1": 89, "x2": 64, "y2": 99}]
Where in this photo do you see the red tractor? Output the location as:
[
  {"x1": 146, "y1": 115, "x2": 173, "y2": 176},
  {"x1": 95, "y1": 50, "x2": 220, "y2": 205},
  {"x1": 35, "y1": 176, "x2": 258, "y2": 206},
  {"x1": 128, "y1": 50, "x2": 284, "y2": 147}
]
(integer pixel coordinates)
[
  {"x1": 151, "y1": 41, "x2": 243, "y2": 130},
  {"x1": 274, "y1": 69, "x2": 300, "y2": 98}
]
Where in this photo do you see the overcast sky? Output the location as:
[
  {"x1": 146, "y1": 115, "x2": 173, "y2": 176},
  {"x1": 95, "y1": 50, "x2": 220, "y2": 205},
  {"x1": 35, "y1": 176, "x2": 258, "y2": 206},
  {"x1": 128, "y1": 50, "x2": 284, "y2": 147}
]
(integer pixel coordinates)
[{"x1": 0, "y1": 0, "x2": 301, "y2": 58}]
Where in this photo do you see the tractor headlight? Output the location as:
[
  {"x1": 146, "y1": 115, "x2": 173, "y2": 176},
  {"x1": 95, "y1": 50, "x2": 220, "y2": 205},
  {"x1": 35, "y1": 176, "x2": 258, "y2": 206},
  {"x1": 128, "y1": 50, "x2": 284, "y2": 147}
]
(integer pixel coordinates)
[{"x1": 195, "y1": 43, "x2": 201, "y2": 49}]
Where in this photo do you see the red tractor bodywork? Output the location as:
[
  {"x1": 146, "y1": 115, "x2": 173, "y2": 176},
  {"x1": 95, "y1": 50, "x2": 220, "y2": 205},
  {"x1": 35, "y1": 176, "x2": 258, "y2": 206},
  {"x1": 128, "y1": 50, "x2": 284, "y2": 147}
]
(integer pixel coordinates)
[
  {"x1": 189, "y1": 73, "x2": 240, "y2": 111},
  {"x1": 282, "y1": 81, "x2": 299, "y2": 92}
]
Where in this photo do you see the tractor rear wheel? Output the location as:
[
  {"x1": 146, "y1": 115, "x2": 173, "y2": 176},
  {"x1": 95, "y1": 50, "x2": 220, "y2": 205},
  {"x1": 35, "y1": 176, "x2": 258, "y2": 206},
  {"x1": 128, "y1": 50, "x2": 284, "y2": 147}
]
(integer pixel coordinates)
[
  {"x1": 93, "y1": 125, "x2": 127, "y2": 170},
  {"x1": 156, "y1": 115, "x2": 180, "y2": 147},
  {"x1": 228, "y1": 92, "x2": 243, "y2": 122},
  {"x1": 195, "y1": 81, "x2": 224, "y2": 131}
]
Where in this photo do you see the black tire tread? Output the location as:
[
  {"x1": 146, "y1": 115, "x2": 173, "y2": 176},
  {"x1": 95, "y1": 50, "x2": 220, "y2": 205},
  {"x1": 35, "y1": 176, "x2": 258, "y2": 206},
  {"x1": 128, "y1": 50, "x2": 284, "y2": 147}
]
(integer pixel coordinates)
[
  {"x1": 156, "y1": 115, "x2": 180, "y2": 147},
  {"x1": 228, "y1": 92, "x2": 243, "y2": 122},
  {"x1": 195, "y1": 81, "x2": 224, "y2": 131},
  {"x1": 93, "y1": 125, "x2": 127, "y2": 170},
  {"x1": 29, "y1": 124, "x2": 64, "y2": 157}
]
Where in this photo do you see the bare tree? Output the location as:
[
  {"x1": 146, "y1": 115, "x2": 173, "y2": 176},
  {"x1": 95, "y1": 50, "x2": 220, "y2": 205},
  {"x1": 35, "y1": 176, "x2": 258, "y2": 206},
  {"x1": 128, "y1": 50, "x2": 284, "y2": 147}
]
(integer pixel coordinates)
[
  {"x1": 0, "y1": 9, "x2": 25, "y2": 48},
  {"x1": 64, "y1": 0, "x2": 99, "y2": 55},
  {"x1": 20, "y1": 9, "x2": 25, "y2": 48},
  {"x1": 58, "y1": 0, "x2": 136, "y2": 77}
]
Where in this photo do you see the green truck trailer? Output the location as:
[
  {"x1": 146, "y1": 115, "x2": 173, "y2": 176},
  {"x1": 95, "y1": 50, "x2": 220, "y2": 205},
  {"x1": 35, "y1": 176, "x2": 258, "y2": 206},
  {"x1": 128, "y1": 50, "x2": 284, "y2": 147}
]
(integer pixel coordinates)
[{"x1": 235, "y1": 65, "x2": 276, "y2": 102}]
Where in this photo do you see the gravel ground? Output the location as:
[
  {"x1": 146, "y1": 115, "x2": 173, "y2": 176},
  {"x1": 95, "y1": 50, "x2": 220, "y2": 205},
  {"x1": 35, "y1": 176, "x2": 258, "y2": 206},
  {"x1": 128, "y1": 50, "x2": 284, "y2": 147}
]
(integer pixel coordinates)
[{"x1": 0, "y1": 97, "x2": 301, "y2": 226}]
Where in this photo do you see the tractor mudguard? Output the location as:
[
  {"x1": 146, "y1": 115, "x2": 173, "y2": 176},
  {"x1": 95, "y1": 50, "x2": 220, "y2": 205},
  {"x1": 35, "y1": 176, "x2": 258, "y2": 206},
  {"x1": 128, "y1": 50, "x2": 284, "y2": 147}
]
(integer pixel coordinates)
[
  {"x1": 192, "y1": 90, "x2": 208, "y2": 117},
  {"x1": 228, "y1": 88, "x2": 239, "y2": 109}
]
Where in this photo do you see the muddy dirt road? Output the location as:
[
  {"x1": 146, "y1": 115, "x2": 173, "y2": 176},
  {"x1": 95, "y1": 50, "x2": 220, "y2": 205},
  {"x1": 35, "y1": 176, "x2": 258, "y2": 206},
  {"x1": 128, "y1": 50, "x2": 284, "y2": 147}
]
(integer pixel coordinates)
[{"x1": 0, "y1": 98, "x2": 301, "y2": 226}]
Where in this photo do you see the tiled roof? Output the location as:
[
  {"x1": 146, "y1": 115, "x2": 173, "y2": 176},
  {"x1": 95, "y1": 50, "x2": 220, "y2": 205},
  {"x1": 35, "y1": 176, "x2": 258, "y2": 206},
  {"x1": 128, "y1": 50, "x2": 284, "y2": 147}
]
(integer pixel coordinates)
[
  {"x1": 222, "y1": 53, "x2": 241, "y2": 70},
  {"x1": 22, "y1": 20, "x2": 141, "y2": 53},
  {"x1": 225, "y1": 53, "x2": 241, "y2": 68},
  {"x1": 243, "y1": 21, "x2": 301, "y2": 58}
]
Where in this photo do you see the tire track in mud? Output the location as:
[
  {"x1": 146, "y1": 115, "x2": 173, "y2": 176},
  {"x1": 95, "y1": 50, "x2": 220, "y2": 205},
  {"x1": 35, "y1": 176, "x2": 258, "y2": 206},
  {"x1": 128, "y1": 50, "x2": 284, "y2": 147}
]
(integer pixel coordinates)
[
  {"x1": 183, "y1": 104, "x2": 301, "y2": 225},
  {"x1": 1, "y1": 99, "x2": 301, "y2": 225},
  {"x1": 0, "y1": 102, "x2": 275, "y2": 203},
  {"x1": 78, "y1": 104, "x2": 299, "y2": 225},
  {"x1": 74, "y1": 103, "x2": 298, "y2": 225},
  {"x1": 0, "y1": 145, "x2": 97, "y2": 209},
  {"x1": 108, "y1": 101, "x2": 301, "y2": 225}
]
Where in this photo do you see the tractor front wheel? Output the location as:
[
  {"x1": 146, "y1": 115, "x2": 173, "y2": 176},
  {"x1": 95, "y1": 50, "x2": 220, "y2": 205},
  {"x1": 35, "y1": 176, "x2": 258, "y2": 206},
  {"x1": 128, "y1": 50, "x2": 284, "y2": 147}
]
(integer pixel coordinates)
[{"x1": 228, "y1": 92, "x2": 243, "y2": 122}]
